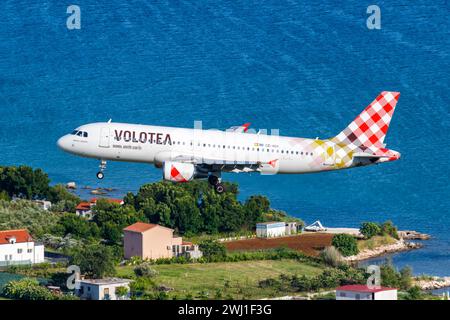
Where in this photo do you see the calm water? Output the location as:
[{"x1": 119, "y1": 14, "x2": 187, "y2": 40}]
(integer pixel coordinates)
[{"x1": 0, "y1": 1, "x2": 449, "y2": 275}]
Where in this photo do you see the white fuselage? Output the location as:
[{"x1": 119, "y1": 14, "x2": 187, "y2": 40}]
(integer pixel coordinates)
[{"x1": 57, "y1": 122, "x2": 345, "y2": 174}]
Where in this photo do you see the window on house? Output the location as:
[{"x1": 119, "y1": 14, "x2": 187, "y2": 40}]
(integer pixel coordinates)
[
  {"x1": 355, "y1": 293, "x2": 361, "y2": 300},
  {"x1": 27, "y1": 249, "x2": 32, "y2": 253},
  {"x1": 340, "y1": 292, "x2": 346, "y2": 297},
  {"x1": 17, "y1": 249, "x2": 22, "y2": 254}
]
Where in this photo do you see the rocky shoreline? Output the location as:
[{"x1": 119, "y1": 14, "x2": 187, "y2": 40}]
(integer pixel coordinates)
[
  {"x1": 414, "y1": 277, "x2": 450, "y2": 291},
  {"x1": 344, "y1": 239, "x2": 422, "y2": 262}
]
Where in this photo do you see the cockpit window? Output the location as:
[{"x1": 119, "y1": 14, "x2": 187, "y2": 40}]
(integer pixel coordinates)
[{"x1": 71, "y1": 130, "x2": 88, "y2": 137}]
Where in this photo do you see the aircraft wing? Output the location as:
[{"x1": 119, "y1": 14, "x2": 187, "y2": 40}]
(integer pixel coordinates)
[
  {"x1": 159, "y1": 152, "x2": 277, "y2": 173},
  {"x1": 226, "y1": 122, "x2": 251, "y2": 133}
]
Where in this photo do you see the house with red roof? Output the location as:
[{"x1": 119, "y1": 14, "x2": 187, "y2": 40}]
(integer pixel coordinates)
[
  {"x1": 76, "y1": 198, "x2": 124, "y2": 219},
  {"x1": 0, "y1": 229, "x2": 45, "y2": 266},
  {"x1": 123, "y1": 222, "x2": 202, "y2": 260},
  {"x1": 336, "y1": 284, "x2": 398, "y2": 300}
]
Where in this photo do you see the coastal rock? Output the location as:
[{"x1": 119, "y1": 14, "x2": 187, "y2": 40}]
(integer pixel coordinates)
[
  {"x1": 415, "y1": 277, "x2": 450, "y2": 290},
  {"x1": 91, "y1": 189, "x2": 107, "y2": 195},
  {"x1": 398, "y1": 230, "x2": 431, "y2": 240},
  {"x1": 66, "y1": 182, "x2": 77, "y2": 189},
  {"x1": 344, "y1": 240, "x2": 422, "y2": 262}
]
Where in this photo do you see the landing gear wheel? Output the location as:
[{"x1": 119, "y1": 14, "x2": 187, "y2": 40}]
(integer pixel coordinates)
[
  {"x1": 215, "y1": 183, "x2": 225, "y2": 194},
  {"x1": 96, "y1": 171, "x2": 104, "y2": 180},
  {"x1": 208, "y1": 175, "x2": 219, "y2": 186}
]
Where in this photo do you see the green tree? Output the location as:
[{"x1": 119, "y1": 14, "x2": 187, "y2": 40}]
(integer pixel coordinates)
[
  {"x1": 173, "y1": 195, "x2": 202, "y2": 234},
  {"x1": 360, "y1": 222, "x2": 381, "y2": 239},
  {"x1": 331, "y1": 234, "x2": 359, "y2": 257},
  {"x1": 70, "y1": 244, "x2": 116, "y2": 278},
  {"x1": 0, "y1": 166, "x2": 50, "y2": 199},
  {"x1": 56, "y1": 213, "x2": 100, "y2": 239},
  {"x1": 199, "y1": 240, "x2": 226, "y2": 260}
]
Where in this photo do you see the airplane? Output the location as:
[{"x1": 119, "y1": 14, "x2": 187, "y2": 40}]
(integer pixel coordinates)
[{"x1": 57, "y1": 91, "x2": 401, "y2": 193}]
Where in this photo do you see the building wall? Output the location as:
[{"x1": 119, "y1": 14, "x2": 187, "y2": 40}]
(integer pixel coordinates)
[
  {"x1": 0, "y1": 242, "x2": 45, "y2": 265},
  {"x1": 336, "y1": 290, "x2": 373, "y2": 300},
  {"x1": 374, "y1": 290, "x2": 397, "y2": 300},
  {"x1": 77, "y1": 283, "x2": 130, "y2": 300},
  {"x1": 123, "y1": 231, "x2": 143, "y2": 259},
  {"x1": 141, "y1": 227, "x2": 174, "y2": 260},
  {"x1": 256, "y1": 223, "x2": 286, "y2": 238}
]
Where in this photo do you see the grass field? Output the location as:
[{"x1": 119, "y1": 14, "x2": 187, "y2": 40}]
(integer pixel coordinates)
[
  {"x1": 117, "y1": 259, "x2": 324, "y2": 299},
  {"x1": 357, "y1": 235, "x2": 398, "y2": 251}
]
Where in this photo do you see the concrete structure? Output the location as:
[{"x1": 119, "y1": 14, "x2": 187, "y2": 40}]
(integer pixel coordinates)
[
  {"x1": 285, "y1": 222, "x2": 299, "y2": 235},
  {"x1": 0, "y1": 229, "x2": 45, "y2": 266},
  {"x1": 256, "y1": 222, "x2": 286, "y2": 238},
  {"x1": 304, "y1": 220, "x2": 327, "y2": 232},
  {"x1": 123, "y1": 222, "x2": 202, "y2": 260},
  {"x1": 76, "y1": 278, "x2": 131, "y2": 300},
  {"x1": 32, "y1": 200, "x2": 52, "y2": 211},
  {"x1": 336, "y1": 285, "x2": 398, "y2": 300},
  {"x1": 76, "y1": 197, "x2": 124, "y2": 219}
]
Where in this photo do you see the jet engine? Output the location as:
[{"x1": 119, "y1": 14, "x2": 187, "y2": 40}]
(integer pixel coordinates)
[{"x1": 163, "y1": 161, "x2": 206, "y2": 182}]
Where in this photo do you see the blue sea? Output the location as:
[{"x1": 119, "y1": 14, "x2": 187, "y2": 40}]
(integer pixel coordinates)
[{"x1": 0, "y1": 1, "x2": 449, "y2": 276}]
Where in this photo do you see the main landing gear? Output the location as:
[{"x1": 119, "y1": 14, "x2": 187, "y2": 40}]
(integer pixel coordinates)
[
  {"x1": 96, "y1": 160, "x2": 107, "y2": 180},
  {"x1": 208, "y1": 174, "x2": 225, "y2": 194}
]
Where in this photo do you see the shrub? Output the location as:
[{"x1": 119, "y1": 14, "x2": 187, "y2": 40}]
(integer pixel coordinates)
[
  {"x1": 199, "y1": 240, "x2": 226, "y2": 260},
  {"x1": 258, "y1": 278, "x2": 279, "y2": 288},
  {"x1": 360, "y1": 222, "x2": 382, "y2": 239},
  {"x1": 331, "y1": 234, "x2": 359, "y2": 257},
  {"x1": 381, "y1": 220, "x2": 399, "y2": 239},
  {"x1": 405, "y1": 286, "x2": 423, "y2": 300},
  {"x1": 134, "y1": 263, "x2": 158, "y2": 278},
  {"x1": 1, "y1": 278, "x2": 54, "y2": 300},
  {"x1": 320, "y1": 246, "x2": 345, "y2": 267}
]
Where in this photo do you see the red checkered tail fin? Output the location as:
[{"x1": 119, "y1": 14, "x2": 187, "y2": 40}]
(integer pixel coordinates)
[{"x1": 331, "y1": 91, "x2": 400, "y2": 151}]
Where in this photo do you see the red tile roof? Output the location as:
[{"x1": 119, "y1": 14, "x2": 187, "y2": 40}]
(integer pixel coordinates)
[
  {"x1": 76, "y1": 202, "x2": 91, "y2": 211},
  {"x1": 123, "y1": 222, "x2": 174, "y2": 233},
  {"x1": 90, "y1": 198, "x2": 124, "y2": 205},
  {"x1": 336, "y1": 285, "x2": 396, "y2": 293},
  {"x1": 0, "y1": 229, "x2": 33, "y2": 245},
  {"x1": 123, "y1": 222, "x2": 158, "y2": 233}
]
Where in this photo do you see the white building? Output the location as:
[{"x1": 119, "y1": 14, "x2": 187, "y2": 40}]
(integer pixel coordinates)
[
  {"x1": 32, "y1": 200, "x2": 52, "y2": 211},
  {"x1": 0, "y1": 229, "x2": 45, "y2": 266},
  {"x1": 76, "y1": 278, "x2": 132, "y2": 300},
  {"x1": 256, "y1": 222, "x2": 286, "y2": 238},
  {"x1": 285, "y1": 222, "x2": 299, "y2": 235},
  {"x1": 336, "y1": 285, "x2": 398, "y2": 300}
]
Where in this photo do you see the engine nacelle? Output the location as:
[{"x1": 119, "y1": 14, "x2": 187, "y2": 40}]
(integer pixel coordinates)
[{"x1": 163, "y1": 161, "x2": 196, "y2": 182}]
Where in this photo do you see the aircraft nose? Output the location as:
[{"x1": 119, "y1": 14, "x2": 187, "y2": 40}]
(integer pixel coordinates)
[{"x1": 57, "y1": 135, "x2": 72, "y2": 152}]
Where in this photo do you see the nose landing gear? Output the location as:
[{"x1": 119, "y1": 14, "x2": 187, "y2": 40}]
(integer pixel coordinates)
[
  {"x1": 96, "y1": 160, "x2": 107, "y2": 180},
  {"x1": 208, "y1": 174, "x2": 225, "y2": 194}
]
